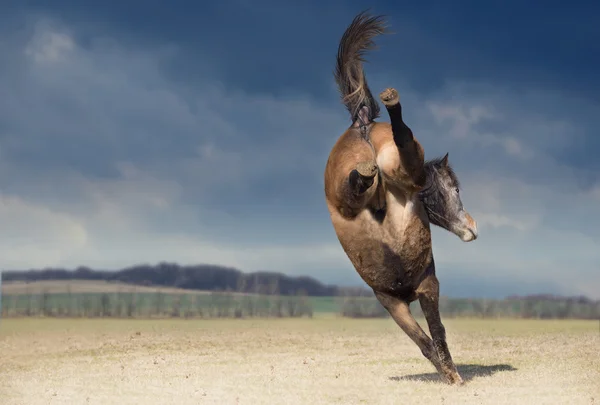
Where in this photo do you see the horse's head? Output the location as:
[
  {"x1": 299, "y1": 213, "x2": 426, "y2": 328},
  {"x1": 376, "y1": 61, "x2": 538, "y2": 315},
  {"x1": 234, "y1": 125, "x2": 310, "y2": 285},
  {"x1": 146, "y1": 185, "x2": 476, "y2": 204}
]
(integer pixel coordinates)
[{"x1": 420, "y1": 153, "x2": 478, "y2": 242}]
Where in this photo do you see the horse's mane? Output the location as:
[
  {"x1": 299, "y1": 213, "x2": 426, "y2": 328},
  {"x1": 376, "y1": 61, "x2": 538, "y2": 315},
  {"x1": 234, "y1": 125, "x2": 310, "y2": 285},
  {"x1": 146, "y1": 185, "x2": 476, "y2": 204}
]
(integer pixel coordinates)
[{"x1": 422, "y1": 156, "x2": 460, "y2": 191}]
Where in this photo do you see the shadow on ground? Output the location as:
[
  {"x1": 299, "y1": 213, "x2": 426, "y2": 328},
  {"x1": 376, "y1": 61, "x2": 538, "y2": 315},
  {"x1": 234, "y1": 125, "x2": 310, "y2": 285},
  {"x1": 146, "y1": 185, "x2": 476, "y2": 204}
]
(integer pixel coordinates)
[{"x1": 390, "y1": 364, "x2": 517, "y2": 383}]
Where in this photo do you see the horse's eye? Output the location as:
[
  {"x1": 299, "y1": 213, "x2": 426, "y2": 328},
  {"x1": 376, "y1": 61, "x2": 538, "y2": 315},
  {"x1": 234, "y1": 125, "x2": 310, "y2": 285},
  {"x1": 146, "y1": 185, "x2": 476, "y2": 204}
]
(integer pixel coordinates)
[{"x1": 455, "y1": 188, "x2": 459, "y2": 193}]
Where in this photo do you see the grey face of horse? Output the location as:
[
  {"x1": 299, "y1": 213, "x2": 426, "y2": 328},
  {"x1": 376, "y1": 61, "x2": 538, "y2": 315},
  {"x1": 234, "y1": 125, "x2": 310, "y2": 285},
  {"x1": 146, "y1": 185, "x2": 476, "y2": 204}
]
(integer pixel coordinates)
[{"x1": 420, "y1": 153, "x2": 478, "y2": 242}]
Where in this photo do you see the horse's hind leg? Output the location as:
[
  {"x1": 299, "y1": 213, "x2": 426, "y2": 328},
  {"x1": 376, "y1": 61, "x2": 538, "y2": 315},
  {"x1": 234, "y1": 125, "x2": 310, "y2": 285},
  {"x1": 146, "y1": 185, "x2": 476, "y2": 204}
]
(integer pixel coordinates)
[
  {"x1": 374, "y1": 291, "x2": 446, "y2": 378},
  {"x1": 349, "y1": 160, "x2": 378, "y2": 195},
  {"x1": 417, "y1": 269, "x2": 464, "y2": 385},
  {"x1": 325, "y1": 128, "x2": 379, "y2": 217}
]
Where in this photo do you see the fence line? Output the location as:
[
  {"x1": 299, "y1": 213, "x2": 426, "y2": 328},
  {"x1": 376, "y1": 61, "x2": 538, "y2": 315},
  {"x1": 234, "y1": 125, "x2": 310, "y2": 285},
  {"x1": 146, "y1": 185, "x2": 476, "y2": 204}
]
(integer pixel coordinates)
[
  {"x1": 1, "y1": 284, "x2": 599, "y2": 320},
  {"x1": 0, "y1": 289, "x2": 314, "y2": 319}
]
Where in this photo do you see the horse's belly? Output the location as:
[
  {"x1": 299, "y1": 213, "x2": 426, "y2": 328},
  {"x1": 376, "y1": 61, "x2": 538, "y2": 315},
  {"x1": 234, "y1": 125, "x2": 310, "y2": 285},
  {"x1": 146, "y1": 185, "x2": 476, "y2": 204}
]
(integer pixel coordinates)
[{"x1": 332, "y1": 201, "x2": 432, "y2": 294}]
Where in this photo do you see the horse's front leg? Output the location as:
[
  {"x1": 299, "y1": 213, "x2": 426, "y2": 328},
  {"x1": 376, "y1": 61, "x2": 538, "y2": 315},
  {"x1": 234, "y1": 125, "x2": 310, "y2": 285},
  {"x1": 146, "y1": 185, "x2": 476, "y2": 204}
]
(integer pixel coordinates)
[
  {"x1": 379, "y1": 87, "x2": 426, "y2": 193},
  {"x1": 373, "y1": 291, "x2": 445, "y2": 377},
  {"x1": 417, "y1": 263, "x2": 464, "y2": 385}
]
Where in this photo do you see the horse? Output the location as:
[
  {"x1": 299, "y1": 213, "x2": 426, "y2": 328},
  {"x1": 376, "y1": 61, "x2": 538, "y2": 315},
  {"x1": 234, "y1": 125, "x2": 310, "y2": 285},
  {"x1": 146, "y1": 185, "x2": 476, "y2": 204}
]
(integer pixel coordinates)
[
  {"x1": 324, "y1": 11, "x2": 478, "y2": 385},
  {"x1": 420, "y1": 154, "x2": 477, "y2": 243}
]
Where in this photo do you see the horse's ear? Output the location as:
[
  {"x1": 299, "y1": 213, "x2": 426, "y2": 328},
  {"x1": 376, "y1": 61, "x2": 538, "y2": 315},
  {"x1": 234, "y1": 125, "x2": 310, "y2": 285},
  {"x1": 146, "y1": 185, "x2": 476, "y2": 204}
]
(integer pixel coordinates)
[{"x1": 441, "y1": 153, "x2": 449, "y2": 167}]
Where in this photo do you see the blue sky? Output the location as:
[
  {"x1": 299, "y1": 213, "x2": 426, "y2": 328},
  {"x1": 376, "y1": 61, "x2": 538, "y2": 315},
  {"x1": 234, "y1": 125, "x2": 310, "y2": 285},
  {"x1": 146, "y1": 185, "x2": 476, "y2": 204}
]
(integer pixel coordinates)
[{"x1": 1, "y1": 1, "x2": 599, "y2": 298}]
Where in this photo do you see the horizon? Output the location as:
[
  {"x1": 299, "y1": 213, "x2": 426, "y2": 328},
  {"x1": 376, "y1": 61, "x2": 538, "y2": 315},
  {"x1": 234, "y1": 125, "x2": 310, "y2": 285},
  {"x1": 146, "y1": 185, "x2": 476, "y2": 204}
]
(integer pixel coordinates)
[
  {"x1": 1, "y1": 262, "x2": 598, "y2": 301},
  {"x1": 0, "y1": 1, "x2": 599, "y2": 300}
]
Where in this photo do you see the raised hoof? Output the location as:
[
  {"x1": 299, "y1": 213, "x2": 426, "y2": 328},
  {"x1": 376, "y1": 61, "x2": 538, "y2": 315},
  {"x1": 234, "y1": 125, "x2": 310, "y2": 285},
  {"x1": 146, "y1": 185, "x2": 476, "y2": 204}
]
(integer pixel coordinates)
[
  {"x1": 356, "y1": 161, "x2": 378, "y2": 178},
  {"x1": 379, "y1": 88, "x2": 399, "y2": 107},
  {"x1": 349, "y1": 161, "x2": 378, "y2": 195}
]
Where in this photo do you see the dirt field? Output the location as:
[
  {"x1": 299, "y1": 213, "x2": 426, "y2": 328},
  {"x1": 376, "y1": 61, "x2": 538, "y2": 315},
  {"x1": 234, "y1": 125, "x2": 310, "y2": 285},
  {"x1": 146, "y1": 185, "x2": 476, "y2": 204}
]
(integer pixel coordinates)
[{"x1": 0, "y1": 317, "x2": 598, "y2": 405}]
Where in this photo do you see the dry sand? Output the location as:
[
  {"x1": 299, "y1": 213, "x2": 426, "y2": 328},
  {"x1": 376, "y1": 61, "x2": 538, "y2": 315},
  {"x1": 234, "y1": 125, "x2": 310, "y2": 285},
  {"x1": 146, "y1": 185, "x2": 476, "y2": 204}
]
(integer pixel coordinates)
[{"x1": 0, "y1": 317, "x2": 598, "y2": 404}]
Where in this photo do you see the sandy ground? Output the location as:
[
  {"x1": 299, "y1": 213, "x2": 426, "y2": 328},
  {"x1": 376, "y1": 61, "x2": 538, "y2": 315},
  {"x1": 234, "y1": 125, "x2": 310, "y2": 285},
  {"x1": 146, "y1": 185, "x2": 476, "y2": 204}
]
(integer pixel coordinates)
[{"x1": 0, "y1": 317, "x2": 598, "y2": 405}]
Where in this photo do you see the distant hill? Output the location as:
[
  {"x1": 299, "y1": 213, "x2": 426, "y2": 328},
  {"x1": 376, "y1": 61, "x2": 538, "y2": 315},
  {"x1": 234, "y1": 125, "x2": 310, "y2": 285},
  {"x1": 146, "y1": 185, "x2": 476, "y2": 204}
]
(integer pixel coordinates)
[
  {"x1": 2, "y1": 264, "x2": 598, "y2": 307},
  {"x1": 1, "y1": 280, "x2": 216, "y2": 295},
  {"x1": 2, "y1": 264, "x2": 599, "y2": 320},
  {"x1": 1, "y1": 263, "x2": 369, "y2": 297}
]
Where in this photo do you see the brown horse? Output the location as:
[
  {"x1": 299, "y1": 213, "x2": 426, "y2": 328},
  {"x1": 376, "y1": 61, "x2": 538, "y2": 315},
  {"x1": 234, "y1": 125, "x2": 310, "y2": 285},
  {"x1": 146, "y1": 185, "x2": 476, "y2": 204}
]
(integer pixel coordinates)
[{"x1": 324, "y1": 11, "x2": 478, "y2": 385}]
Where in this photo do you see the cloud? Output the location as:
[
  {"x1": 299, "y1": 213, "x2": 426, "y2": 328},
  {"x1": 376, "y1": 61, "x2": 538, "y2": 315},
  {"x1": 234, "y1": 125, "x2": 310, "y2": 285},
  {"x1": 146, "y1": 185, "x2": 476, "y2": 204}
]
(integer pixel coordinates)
[
  {"x1": 427, "y1": 101, "x2": 534, "y2": 159},
  {"x1": 0, "y1": 194, "x2": 87, "y2": 268},
  {"x1": 428, "y1": 103, "x2": 496, "y2": 139},
  {"x1": 0, "y1": 11, "x2": 598, "y2": 300},
  {"x1": 587, "y1": 184, "x2": 600, "y2": 202},
  {"x1": 24, "y1": 29, "x2": 74, "y2": 63},
  {"x1": 0, "y1": 17, "x2": 350, "y2": 281}
]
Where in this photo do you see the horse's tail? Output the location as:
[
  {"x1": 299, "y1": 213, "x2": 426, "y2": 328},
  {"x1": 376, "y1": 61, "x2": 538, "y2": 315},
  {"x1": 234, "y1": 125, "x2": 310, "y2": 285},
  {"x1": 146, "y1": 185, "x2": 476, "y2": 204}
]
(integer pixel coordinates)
[{"x1": 334, "y1": 11, "x2": 388, "y2": 126}]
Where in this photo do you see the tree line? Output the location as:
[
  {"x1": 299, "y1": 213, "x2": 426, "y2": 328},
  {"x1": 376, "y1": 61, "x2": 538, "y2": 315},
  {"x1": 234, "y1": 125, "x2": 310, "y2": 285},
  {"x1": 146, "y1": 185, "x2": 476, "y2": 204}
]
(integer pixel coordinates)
[
  {"x1": 340, "y1": 294, "x2": 600, "y2": 320},
  {"x1": 1, "y1": 290, "x2": 314, "y2": 319},
  {"x1": 2, "y1": 289, "x2": 598, "y2": 320},
  {"x1": 2, "y1": 264, "x2": 598, "y2": 320},
  {"x1": 2, "y1": 263, "x2": 360, "y2": 296}
]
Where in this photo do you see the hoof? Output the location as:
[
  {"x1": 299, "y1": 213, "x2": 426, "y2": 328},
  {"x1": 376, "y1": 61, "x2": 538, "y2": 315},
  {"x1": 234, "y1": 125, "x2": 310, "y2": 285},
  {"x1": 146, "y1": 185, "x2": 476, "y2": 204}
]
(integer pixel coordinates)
[
  {"x1": 379, "y1": 88, "x2": 399, "y2": 107},
  {"x1": 447, "y1": 374, "x2": 464, "y2": 386},
  {"x1": 356, "y1": 161, "x2": 378, "y2": 178},
  {"x1": 349, "y1": 161, "x2": 378, "y2": 194}
]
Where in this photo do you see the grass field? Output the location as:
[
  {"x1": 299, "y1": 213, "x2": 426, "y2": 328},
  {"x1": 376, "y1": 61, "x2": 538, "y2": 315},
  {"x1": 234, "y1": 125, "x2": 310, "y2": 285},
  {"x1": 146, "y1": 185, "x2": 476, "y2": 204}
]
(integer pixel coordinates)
[
  {"x1": 1, "y1": 280, "x2": 339, "y2": 315},
  {"x1": 7, "y1": 281, "x2": 599, "y2": 321},
  {"x1": 1, "y1": 316, "x2": 598, "y2": 404}
]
